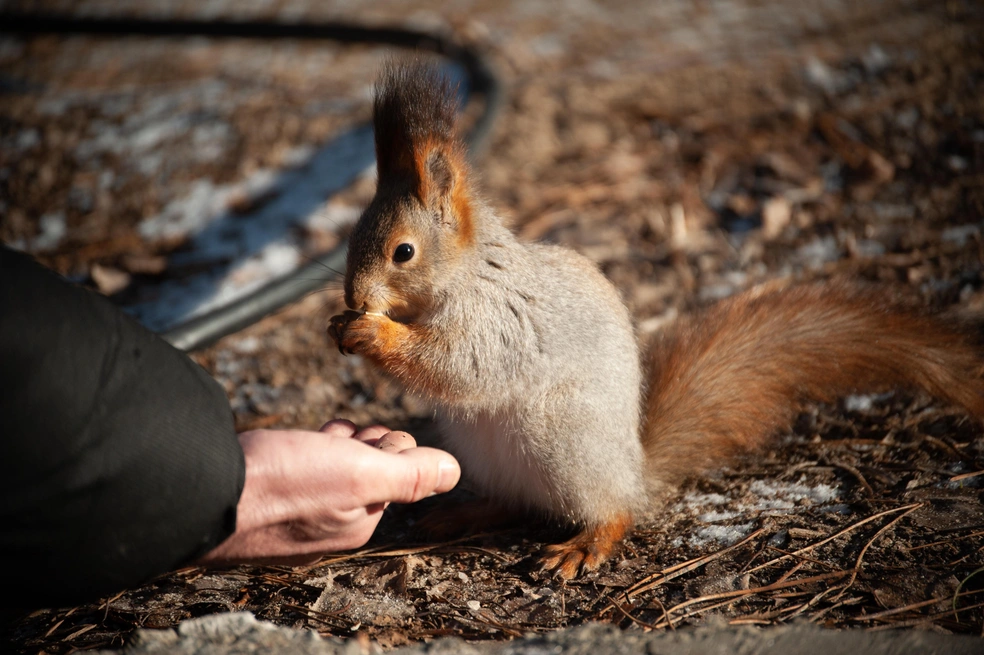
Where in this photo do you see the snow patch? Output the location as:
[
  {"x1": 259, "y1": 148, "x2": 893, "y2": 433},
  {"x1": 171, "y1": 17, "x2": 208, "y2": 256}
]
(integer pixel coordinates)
[
  {"x1": 688, "y1": 522, "x2": 756, "y2": 548},
  {"x1": 126, "y1": 124, "x2": 375, "y2": 331},
  {"x1": 678, "y1": 492, "x2": 731, "y2": 508},
  {"x1": 699, "y1": 509, "x2": 741, "y2": 523},
  {"x1": 843, "y1": 391, "x2": 894, "y2": 413},
  {"x1": 672, "y1": 478, "x2": 844, "y2": 548},
  {"x1": 749, "y1": 479, "x2": 841, "y2": 507}
]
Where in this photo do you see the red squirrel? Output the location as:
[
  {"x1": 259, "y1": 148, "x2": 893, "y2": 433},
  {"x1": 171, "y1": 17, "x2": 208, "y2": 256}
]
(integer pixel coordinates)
[{"x1": 329, "y1": 60, "x2": 984, "y2": 579}]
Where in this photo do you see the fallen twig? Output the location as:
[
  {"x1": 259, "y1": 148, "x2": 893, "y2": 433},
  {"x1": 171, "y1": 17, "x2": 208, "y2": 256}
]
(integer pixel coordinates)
[
  {"x1": 867, "y1": 601, "x2": 984, "y2": 631},
  {"x1": 950, "y1": 469, "x2": 984, "y2": 483},
  {"x1": 904, "y1": 529, "x2": 984, "y2": 552},
  {"x1": 657, "y1": 570, "x2": 852, "y2": 620},
  {"x1": 746, "y1": 504, "x2": 921, "y2": 574},
  {"x1": 831, "y1": 503, "x2": 922, "y2": 601}
]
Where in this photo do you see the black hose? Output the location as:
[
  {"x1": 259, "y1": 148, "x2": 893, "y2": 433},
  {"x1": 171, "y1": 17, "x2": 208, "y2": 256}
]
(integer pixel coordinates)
[{"x1": 2, "y1": 11, "x2": 504, "y2": 351}]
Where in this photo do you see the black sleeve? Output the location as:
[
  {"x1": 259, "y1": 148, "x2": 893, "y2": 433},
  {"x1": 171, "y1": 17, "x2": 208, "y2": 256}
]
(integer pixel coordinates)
[{"x1": 0, "y1": 246, "x2": 245, "y2": 610}]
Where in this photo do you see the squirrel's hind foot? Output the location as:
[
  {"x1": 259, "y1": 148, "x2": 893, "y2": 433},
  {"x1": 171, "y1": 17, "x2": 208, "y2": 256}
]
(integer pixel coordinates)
[{"x1": 540, "y1": 514, "x2": 632, "y2": 580}]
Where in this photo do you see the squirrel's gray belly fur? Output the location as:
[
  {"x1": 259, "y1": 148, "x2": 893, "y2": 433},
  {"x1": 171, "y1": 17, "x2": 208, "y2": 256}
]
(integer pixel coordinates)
[{"x1": 432, "y1": 227, "x2": 646, "y2": 525}]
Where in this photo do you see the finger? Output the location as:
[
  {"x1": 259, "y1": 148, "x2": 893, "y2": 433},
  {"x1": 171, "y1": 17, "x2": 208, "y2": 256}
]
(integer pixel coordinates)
[
  {"x1": 352, "y1": 424, "x2": 394, "y2": 447},
  {"x1": 375, "y1": 431, "x2": 417, "y2": 453},
  {"x1": 361, "y1": 447, "x2": 460, "y2": 505},
  {"x1": 318, "y1": 419, "x2": 358, "y2": 436}
]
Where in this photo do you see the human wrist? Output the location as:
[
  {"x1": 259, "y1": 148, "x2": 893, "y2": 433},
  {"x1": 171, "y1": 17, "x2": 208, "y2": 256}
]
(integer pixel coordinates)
[
  {"x1": 198, "y1": 431, "x2": 295, "y2": 562},
  {"x1": 230, "y1": 430, "x2": 286, "y2": 534}
]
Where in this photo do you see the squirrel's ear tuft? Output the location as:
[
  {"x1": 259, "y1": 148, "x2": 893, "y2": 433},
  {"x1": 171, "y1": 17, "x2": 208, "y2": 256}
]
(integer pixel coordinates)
[
  {"x1": 372, "y1": 59, "x2": 460, "y2": 181},
  {"x1": 373, "y1": 59, "x2": 473, "y2": 243}
]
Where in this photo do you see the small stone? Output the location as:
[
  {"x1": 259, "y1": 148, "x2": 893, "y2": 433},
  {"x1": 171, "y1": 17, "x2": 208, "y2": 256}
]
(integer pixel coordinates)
[
  {"x1": 466, "y1": 600, "x2": 481, "y2": 611},
  {"x1": 761, "y1": 197, "x2": 791, "y2": 240},
  {"x1": 861, "y1": 44, "x2": 891, "y2": 74},
  {"x1": 805, "y1": 56, "x2": 851, "y2": 94},
  {"x1": 948, "y1": 155, "x2": 968, "y2": 172},
  {"x1": 90, "y1": 264, "x2": 131, "y2": 295}
]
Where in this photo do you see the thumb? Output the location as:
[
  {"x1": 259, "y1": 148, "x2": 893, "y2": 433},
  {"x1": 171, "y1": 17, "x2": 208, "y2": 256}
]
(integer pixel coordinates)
[{"x1": 367, "y1": 447, "x2": 460, "y2": 505}]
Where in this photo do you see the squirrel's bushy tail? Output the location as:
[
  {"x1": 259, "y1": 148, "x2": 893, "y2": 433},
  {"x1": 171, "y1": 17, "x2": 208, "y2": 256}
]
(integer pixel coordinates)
[{"x1": 641, "y1": 281, "x2": 984, "y2": 481}]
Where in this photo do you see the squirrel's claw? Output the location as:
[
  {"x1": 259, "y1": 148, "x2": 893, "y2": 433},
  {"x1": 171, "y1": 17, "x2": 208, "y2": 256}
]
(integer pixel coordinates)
[
  {"x1": 539, "y1": 515, "x2": 631, "y2": 580},
  {"x1": 328, "y1": 310, "x2": 369, "y2": 356},
  {"x1": 327, "y1": 315, "x2": 349, "y2": 355}
]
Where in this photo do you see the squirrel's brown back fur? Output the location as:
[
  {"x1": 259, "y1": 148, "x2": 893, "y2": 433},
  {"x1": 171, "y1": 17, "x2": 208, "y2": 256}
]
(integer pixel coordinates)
[{"x1": 642, "y1": 281, "x2": 984, "y2": 482}]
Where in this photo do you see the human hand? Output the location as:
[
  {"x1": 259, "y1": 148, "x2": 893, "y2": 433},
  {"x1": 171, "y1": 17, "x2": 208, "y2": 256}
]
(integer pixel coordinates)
[{"x1": 199, "y1": 420, "x2": 460, "y2": 565}]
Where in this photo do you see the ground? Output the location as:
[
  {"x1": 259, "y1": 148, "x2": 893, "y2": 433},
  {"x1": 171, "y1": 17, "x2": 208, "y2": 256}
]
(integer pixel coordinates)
[{"x1": 2, "y1": 0, "x2": 983, "y2": 652}]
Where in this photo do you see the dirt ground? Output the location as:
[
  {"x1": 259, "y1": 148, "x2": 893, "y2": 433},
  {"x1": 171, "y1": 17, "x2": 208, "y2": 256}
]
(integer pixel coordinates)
[{"x1": 3, "y1": 0, "x2": 984, "y2": 652}]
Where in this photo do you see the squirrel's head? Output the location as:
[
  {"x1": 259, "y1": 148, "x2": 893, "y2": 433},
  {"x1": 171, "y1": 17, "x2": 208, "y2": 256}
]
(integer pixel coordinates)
[{"x1": 343, "y1": 60, "x2": 475, "y2": 322}]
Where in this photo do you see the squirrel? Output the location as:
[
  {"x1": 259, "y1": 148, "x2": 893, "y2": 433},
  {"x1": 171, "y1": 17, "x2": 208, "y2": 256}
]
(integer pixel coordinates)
[{"x1": 329, "y1": 60, "x2": 984, "y2": 579}]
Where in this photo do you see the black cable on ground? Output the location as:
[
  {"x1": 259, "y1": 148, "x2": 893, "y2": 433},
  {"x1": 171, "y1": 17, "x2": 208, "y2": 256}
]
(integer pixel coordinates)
[{"x1": 2, "y1": 11, "x2": 504, "y2": 352}]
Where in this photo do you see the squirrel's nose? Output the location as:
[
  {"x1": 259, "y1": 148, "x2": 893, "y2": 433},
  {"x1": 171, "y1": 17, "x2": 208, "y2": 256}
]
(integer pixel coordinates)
[
  {"x1": 343, "y1": 286, "x2": 360, "y2": 311},
  {"x1": 344, "y1": 285, "x2": 371, "y2": 312},
  {"x1": 345, "y1": 275, "x2": 386, "y2": 312}
]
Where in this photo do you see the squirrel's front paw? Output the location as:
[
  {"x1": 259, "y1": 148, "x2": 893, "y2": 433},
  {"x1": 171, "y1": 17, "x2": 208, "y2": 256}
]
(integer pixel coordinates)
[{"x1": 328, "y1": 310, "x2": 384, "y2": 356}]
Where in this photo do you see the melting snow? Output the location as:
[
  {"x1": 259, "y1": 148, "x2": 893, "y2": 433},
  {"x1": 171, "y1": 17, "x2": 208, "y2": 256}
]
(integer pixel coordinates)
[
  {"x1": 686, "y1": 522, "x2": 756, "y2": 548},
  {"x1": 672, "y1": 478, "x2": 844, "y2": 548},
  {"x1": 126, "y1": 125, "x2": 375, "y2": 331},
  {"x1": 748, "y1": 479, "x2": 841, "y2": 508},
  {"x1": 843, "y1": 391, "x2": 895, "y2": 412}
]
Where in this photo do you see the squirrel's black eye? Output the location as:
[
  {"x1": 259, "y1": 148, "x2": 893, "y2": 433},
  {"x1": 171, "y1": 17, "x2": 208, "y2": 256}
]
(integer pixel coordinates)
[{"x1": 393, "y1": 243, "x2": 415, "y2": 263}]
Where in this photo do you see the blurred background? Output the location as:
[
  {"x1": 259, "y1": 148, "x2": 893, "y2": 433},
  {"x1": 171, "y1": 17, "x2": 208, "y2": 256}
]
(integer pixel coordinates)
[
  {"x1": 2, "y1": 0, "x2": 983, "y2": 651},
  {"x1": 3, "y1": 0, "x2": 982, "y2": 423}
]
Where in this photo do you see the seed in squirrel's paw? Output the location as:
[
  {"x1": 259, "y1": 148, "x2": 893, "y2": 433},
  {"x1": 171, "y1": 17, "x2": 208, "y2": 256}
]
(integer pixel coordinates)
[{"x1": 365, "y1": 311, "x2": 386, "y2": 317}]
